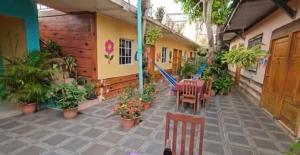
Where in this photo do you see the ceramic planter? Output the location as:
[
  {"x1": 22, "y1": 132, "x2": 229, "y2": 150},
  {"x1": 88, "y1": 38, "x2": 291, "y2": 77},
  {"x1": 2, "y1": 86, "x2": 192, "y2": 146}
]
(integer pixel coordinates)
[
  {"x1": 134, "y1": 116, "x2": 141, "y2": 125},
  {"x1": 121, "y1": 117, "x2": 135, "y2": 129},
  {"x1": 143, "y1": 103, "x2": 151, "y2": 111},
  {"x1": 63, "y1": 108, "x2": 78, "y2": 119},
  {"x1": 21, "y1": 103, "x2": 36, "y2": 114}
]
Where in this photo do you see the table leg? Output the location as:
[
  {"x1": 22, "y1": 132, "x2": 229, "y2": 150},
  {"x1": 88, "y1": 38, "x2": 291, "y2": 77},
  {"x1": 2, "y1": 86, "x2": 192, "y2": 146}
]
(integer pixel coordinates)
[{"x1": 176, "y1": 91, "x2": 179, "y2": 110}]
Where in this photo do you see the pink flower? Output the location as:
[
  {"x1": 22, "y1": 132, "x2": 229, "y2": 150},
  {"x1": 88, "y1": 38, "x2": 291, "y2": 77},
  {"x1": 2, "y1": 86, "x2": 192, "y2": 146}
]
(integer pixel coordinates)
[{"x1": 105, "y1": 40, "x2": 114, "y2": 54}]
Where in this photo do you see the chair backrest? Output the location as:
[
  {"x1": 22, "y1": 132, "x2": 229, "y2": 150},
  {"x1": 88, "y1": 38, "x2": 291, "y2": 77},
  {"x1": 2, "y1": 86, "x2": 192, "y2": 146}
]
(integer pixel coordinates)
[
  {"x1": 165, "y1": 112, "x2": 205, "y2": 155},
  {"x1": 183, "y1": 80, "x2": 198, "y2": 98},
  {"x1": 205, "y1": 77, "x2": 213, "y2": 96}
]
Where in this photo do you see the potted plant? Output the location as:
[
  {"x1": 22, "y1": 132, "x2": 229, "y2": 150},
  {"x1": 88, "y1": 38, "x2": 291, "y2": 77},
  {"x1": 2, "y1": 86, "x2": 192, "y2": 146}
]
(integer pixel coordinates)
[
  {"x1": 140, "y1": 92, "x2": 152, "y2": 110},
  {"x1": 64, "y1": 56, "x2": 77, "y2": 78},
  {"x1": 212, "y1": 73, "x2": 233, "y2": 95},
  {"x1": 0, "y1": 51, "x2": 57, "y2": 114},
  {"x1": 113, "y1": 99, "x2": 142, "y2": 129},
  {"x1": 155, "y1": 6, "x2": 166, "y2": 23},
  {"x1": 84, "y1": 82, "x2": 97, "y2": 100},
  {"x1": 48, "y1": 83, "x2": 86, "y2": 119}
]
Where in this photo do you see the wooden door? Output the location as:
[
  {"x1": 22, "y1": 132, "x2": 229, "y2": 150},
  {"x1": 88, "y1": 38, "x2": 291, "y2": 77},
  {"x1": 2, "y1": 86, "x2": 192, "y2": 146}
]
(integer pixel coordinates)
[
  {"x1": 279, "y1": 31, "x2": 300, "y2": 133},
  {"x1": 172, "y1": 49, "x2": 178, "y2": 75},
  {"x1": 261, "y1": 36, "x2": 290, "y2": 118},
  {"x1": 177, "y1": 50, "x2": 182, "y2": 74},
  {"x1": 147, "y1": 45, "x2": 155, "y2": 74}
]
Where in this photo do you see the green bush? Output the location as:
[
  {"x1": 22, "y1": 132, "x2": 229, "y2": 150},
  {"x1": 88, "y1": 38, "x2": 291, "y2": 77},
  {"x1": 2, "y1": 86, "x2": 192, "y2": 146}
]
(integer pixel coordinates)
[
  {"x1": 212, "y1": 73, "x2": 233, "y2": 95},
  {"x1": 48, "y1": 83, "x2": 86, "y2": 109},
  {"x1": 0, "y1": 51, "x2": 57, "y2": 104},
  {"x1": 120, "y1": 86, "x2": 136, "y2": 104},
  {"x1": 145, "y1": 26, "x2": 162, "y2": 45},
  {"x1": 180, "y1": 60, "x2": 197, "y2": 78},
  {"x1": 84, "y1": 82, "x2": 96, "y2": 100}
]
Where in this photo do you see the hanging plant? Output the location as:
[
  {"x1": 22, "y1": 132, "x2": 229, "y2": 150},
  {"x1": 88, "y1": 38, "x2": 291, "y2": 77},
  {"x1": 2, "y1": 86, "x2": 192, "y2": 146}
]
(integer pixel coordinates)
[
  {"x1": 145, "y1": 26, "x2": 162, "y2": 45},
  {"x1": 104, "y1": 40, "x2": 114, "y2": 64},
  {"x1": 134, "y1": 51, "x2": 138, "y2": 61}
]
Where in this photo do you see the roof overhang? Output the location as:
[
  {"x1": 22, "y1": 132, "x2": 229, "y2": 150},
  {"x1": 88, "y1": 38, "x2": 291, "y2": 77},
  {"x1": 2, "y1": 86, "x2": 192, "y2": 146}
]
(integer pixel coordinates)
[
  {"x1": 223, "y1": 0, "x2": 278, "y2": 41},
  {"x1": 37, "y1": 0, "x2": 200, "y2": 49}
]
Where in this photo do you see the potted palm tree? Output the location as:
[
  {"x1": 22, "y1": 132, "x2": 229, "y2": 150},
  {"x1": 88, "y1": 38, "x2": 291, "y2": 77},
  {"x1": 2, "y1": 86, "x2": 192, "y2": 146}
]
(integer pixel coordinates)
[
  {"x1": 48, "y1": 83, "x2": 86, "y2": 119},
  {"x1": 0, "y1": 51, "x2": 57, "y2": 114}
]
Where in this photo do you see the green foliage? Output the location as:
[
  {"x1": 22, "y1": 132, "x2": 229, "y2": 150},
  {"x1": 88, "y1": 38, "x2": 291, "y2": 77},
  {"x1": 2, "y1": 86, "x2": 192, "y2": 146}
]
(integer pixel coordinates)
[
  {"x1": 222, "y1": 45, "x2": 267, "y2": 69},
  {"x1": 145, "y1": 26, "x2": 162, "y2": 45},
  {"x1": 0, "y1": 51, "x2": 57, "y2": 104},
  {"x1": 285, "y1": 140, "x2": 300, "y2": 155},
  {"x1": 44, "y1": 40, "x2": 61, "y2": 57},
  {"x1": 77, "y1": 76, "x2": 87, "y2": 85},
  {"x1": 174, "y1": 0, "x2": 232, "y2": 25},
  {"x1": 84, "y1": 82, "x2": 96, "y2": 100},
  {"x1": 212, "y1": 73, "x2": 233, "y2": 94},
  {"x1": 155, "y1": 6, "x2": 166, "y2": 22},
  {"x1": 120, "y1": 86, "x2": 136, "y2": 104},
  {"x1": 64, "y1": 56, "x2": 77, "y2": 73},
  {"x1": 180, "y1": 60, "x2": 197, "y2": 78},
  {"x1": 140, "y1": 82, "x2": 155, "y2": 104},
  {"x1": 48, "y1": 83, "x2": 86, "y2": 109}
]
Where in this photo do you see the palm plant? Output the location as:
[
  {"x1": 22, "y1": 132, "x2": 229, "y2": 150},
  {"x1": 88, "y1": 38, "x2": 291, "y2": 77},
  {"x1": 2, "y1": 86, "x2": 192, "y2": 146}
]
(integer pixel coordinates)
[{"x1": 0, "y1": 51, "x2": 57, "y2": 104}]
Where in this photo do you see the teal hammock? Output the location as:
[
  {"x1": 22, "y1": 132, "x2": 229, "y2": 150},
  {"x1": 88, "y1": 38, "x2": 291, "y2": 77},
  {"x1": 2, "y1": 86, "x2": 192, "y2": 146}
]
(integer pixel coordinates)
[{"x1": 154, "y1": 63, "x2": 207, "y2": 88}]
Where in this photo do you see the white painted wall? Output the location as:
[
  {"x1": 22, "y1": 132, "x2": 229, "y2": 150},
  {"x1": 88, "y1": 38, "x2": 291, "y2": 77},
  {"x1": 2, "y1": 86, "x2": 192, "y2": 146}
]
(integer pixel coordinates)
[{"x1": 229, "y1": 0, "x2": 300, "y2": 100}]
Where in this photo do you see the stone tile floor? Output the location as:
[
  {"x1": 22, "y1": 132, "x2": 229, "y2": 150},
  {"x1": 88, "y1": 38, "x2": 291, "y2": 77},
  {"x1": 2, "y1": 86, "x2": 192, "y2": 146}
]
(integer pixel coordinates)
[{"x1": 0, "y1": 85, "x2": 294, "y2": 155}]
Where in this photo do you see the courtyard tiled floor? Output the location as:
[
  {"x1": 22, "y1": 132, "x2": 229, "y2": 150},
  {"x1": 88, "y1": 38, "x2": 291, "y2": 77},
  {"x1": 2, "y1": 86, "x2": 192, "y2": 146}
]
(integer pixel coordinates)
[{"x1": 0, "y1": 85, "x2": 293, "y2": 155}]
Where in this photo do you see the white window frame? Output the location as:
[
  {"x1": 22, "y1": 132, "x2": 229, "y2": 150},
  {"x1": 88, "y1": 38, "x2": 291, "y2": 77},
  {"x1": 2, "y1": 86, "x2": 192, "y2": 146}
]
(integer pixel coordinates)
[
  {"x1": 161, "y1": 47, "x2": 167, "y2": 63},
  {"x1": 119, "y1": 39, "x2": 133, "y2": 65}
]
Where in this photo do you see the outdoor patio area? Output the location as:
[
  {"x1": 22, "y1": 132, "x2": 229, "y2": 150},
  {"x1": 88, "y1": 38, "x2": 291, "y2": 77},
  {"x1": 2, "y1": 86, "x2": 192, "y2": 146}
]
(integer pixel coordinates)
[{"x1": 0, "y1": 83, "x2": 293, "y2": 155}]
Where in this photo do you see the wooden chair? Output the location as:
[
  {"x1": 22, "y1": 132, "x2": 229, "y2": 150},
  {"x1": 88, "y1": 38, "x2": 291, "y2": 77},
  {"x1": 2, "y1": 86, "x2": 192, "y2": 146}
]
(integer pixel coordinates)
[
  {"x1": 165, "y1": 112, "x2": 205, "y2": 155},
  {"x1": 181, "y1": 79, "x2": 199, "y2": 113},
  {"x1": 203, "y1": 77, "x2": 213, "y2": 105}
]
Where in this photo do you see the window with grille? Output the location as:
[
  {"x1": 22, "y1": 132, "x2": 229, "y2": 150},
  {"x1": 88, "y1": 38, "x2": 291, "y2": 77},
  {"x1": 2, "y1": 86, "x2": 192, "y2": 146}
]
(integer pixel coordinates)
[
  {"x1": 119, "y1": 39, "x2": 133, "y2": 65},
  {"x1": 161, "y1": 47, "x2": 167, "y2": 63},
  {"x1": 247, "y1": 34, "x2": 263, "y2": 72}
]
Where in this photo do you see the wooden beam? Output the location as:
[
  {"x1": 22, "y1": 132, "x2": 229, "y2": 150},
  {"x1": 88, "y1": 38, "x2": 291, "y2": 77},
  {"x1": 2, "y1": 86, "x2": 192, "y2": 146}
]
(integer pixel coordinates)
[
  {"x1": 224, "y1": 29, "x2": 243, "y2": 33},
  {"x1": 271, "y1": 0, "x2": 296, "y2": 19},
  {"x1": 235, "y1": 31, "x2": 245, "y2": 40}
]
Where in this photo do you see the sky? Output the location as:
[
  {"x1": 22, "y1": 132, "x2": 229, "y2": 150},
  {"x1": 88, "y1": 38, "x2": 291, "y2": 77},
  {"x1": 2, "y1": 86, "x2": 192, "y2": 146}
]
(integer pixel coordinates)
[{"x1": 127, "y1": 0, "x2": 198, "y2": 42}]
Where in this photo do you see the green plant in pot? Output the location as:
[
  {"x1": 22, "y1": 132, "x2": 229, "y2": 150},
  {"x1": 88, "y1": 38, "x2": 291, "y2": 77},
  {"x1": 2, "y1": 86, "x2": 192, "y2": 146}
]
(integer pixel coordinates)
[
  {"x1": 119, "y1": 86, "x2": 135, "y2": 104},
  {"x1": 48, "y1": 83, "x2": 86, "y2": 119},
  {"x1": 84, "y1": 82, "x2": 97, "y2": 100},
  {"x1": 212, "y1": 73, "x2": 233, "y2": 95},
  {"x1": 0, "y1": 51, "x2": 57, "y2": 114},
  {"x1": 64, "y1": 56, "x2": 77, "y2": 79}
]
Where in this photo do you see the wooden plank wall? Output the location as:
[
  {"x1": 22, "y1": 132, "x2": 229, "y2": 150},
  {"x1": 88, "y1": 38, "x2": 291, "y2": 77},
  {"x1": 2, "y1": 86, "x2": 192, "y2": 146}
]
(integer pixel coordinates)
[
  {"x1": 92, "y1": 74, "x2": 139, "y2": 100},
  {"x1": 38, "y1": 10, "x2": 98, "y2": 79}
]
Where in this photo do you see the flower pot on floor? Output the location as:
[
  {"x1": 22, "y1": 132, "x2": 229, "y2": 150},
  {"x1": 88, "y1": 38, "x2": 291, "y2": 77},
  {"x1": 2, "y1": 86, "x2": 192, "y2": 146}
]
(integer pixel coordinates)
[
  {"x1": 121, "y1": 117, "x2": 135, "y2": 129},
  {"x1": 134, "y1": 116, "x2": 141, "y2": 125},
  {"x1": 63, "y1": 108, "x2": 78, "y2": 119},
  {"x1": 21, "y1": 103, "x2": 36, "y2": 114},
  {"x1": 143, "y1": 103, "x2": 151, "y2": 110}
]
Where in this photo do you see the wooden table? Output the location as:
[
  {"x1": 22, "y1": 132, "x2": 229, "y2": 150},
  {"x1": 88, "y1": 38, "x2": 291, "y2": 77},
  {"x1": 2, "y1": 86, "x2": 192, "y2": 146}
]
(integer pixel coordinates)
[{"x1": 175, "y1": 79, "x2": 205, "y2": 110}]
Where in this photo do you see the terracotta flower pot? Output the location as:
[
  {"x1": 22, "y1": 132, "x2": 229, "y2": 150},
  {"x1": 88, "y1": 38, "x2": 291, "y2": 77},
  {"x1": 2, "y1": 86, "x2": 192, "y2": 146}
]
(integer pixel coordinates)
[
  {"x1": 121, "y1": 117, "x2": 135, "y2": 129},
  {"x1": 63, "y1": 108, "x2": 78, "y2": 119},
  {"x1": 134, "y1": 117, "x2": 141, "y2": 125},
  {"x1": 21, "y1": 103, "x2": 36, "y2": 114},
  {"x1": 143, "y1": 103, "x2": 151, "y2": 111}
]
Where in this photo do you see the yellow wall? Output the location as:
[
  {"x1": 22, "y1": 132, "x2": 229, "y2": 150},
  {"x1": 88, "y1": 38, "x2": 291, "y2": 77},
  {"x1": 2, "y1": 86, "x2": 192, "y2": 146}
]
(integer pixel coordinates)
[
  {"x1": 97, "y1": 13, "x2": 138, "y2": 79},
  {"x1": 97, "y1": 13, "x2": 196, "y2": 79},
  {"x1": 155, "y1": 37, "x2": 194, "y2": 70},
  {"x1": 0, "y1": 15, "x2": 27, "y2": 64}
]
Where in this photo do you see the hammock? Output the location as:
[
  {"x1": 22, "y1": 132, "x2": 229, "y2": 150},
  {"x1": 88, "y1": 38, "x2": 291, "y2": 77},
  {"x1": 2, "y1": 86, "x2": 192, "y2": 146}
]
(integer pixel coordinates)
[
  {"x1": 154, "y1": 63, "x2": 207, "y2": 88},
  {"x1": 192, "y1": 64, "x2": 207, "y2": 80},
  {"x1": 155, "y1": 63, "x2": 177, "y2": 87}
]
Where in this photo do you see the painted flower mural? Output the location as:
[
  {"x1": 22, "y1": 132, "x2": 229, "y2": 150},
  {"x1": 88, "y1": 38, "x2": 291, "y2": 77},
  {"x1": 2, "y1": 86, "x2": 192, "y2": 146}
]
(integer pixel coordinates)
[{"x1": 104, "y1": 40, "x2": 114, "y2": 64}]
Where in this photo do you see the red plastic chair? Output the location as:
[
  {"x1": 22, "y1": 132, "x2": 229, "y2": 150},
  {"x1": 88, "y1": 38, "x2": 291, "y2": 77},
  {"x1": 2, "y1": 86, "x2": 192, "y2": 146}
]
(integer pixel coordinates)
[{"x1": 165, "y1": 112, "x2": 205, "y2": 155}]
